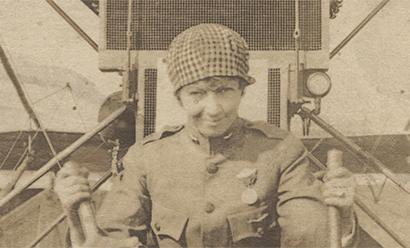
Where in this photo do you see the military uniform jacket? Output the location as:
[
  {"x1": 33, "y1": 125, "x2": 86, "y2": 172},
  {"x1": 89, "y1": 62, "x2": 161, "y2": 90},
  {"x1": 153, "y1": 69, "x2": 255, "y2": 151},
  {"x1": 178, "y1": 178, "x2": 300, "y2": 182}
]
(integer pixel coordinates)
[{"x1": 96, "y1": 118, "x2": 356, "y2": 248}]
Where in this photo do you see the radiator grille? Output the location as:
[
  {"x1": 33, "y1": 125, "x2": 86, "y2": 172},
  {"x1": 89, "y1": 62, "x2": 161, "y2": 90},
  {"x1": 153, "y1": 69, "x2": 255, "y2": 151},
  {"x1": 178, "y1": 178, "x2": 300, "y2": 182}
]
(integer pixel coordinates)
[
  {"x1": 267, "y1": 68, "x2": 281, "y2": 127},
  {"x1": 104, "y1": 0, "x2": 322, "y2": 51},
  {"x1": 143, "y1": 69, "x2": 157, "y2": 137}
]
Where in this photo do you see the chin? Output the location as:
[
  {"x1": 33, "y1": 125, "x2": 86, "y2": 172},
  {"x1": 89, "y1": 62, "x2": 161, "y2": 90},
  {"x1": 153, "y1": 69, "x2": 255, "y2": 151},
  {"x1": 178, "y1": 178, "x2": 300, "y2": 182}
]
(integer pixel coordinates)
[{"x1": 199, "y1": 126, "x2": 228, "y2": 138}]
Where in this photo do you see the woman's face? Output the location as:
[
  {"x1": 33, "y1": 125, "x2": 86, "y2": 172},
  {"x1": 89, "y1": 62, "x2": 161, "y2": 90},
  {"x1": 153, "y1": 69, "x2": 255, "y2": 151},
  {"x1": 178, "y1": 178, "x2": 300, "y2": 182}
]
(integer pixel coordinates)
[{"x1": 178, "y1": 77, "x2": 244, "y2": 138}]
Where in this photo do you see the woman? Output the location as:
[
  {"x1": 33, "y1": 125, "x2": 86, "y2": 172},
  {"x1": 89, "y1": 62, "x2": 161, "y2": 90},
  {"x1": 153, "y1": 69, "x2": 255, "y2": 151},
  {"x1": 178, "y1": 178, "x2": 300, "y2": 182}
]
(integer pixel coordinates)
[{"x1": 55, "y1": 24, "x2": 357, "y2": 248}]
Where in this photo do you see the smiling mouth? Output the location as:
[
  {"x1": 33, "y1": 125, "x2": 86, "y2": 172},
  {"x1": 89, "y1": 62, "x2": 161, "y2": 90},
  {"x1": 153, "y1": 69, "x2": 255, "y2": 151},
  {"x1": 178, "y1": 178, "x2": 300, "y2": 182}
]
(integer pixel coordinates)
[{"x1": 204, "y1": 119, "x2": 223, "y2": 126}]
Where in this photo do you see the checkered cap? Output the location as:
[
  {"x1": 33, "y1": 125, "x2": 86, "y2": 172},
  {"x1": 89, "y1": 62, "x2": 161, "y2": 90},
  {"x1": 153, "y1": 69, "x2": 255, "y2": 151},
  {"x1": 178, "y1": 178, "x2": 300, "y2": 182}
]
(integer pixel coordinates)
[{"x1": 166, "y1": 24, "x2": 255, "y2": 92}]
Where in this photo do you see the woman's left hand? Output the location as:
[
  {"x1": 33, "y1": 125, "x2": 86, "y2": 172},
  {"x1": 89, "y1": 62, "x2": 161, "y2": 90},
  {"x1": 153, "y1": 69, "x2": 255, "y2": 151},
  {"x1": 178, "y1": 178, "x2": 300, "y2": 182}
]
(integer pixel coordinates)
[{"x1": 321, "y1": 167, "x2": 356, "y2": 218}]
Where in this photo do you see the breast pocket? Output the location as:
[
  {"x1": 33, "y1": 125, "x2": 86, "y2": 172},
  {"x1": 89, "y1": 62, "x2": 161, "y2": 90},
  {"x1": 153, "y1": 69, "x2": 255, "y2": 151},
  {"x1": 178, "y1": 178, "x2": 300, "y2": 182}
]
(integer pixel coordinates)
[
  {"x1": 227, "y1": 206, "x2": 278, "y2": 246},
  {"x1": 151, "y1": 202, "x2": 189, "y2": 243}
]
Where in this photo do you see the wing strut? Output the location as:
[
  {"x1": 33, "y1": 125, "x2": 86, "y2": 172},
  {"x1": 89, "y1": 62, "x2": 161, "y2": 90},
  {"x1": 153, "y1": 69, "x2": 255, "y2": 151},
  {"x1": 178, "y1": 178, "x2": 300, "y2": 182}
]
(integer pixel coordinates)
[{"x1": 330, "y1": 0, "x2": 391, "y2": 59}]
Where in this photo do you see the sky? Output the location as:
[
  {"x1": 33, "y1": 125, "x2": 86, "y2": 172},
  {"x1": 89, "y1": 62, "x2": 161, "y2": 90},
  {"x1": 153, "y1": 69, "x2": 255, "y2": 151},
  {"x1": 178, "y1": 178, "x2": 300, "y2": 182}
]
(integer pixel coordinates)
[
  {"x1": 0, "y1": 0, "x2": 121, "y2": 132},
  {"x1": 0, "y1": 0, "x2": 409, "y2": 136},
  {"x1": 317, "y1": 0, "x2": 410, "y2": 136}
]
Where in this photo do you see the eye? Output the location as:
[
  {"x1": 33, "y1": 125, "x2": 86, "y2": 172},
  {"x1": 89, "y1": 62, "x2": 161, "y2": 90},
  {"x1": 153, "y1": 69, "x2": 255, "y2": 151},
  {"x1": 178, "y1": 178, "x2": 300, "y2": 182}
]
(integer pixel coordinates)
[
  {"x1": 189, "y1": 91, "x2": 205, "y2": 96},
  {"x1": 216, "y1": 87, "x2": 234, "y2": 94}
]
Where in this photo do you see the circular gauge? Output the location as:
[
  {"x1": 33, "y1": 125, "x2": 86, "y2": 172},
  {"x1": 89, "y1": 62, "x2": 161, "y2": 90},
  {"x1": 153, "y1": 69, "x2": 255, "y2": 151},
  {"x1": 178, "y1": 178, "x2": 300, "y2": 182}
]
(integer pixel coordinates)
[{"x1": 306, "y1": 72, "x2": 332, "y2": 97}]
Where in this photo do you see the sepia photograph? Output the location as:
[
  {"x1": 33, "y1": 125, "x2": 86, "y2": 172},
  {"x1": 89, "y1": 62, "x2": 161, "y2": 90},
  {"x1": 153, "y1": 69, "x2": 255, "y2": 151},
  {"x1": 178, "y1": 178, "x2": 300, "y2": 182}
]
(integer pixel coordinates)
[{"x1": 0, "y1": 0, "x2": 409, "y2": 247}]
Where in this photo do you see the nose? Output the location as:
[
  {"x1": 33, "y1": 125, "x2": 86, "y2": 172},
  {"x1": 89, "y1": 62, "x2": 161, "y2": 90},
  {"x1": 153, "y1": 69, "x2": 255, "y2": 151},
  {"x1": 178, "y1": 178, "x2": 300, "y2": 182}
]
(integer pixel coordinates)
[{"x1": 203, "y1": 93, "x2": 223, "y2": 117}]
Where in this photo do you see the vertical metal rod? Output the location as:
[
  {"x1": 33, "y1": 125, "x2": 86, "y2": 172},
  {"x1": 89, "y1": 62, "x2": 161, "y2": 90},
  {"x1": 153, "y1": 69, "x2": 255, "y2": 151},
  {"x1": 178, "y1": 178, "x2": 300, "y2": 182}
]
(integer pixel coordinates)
[
  {"x1": 122, "y1": 0, "x2": 134, "y2": 102},
  {"x1": 294, "y1": 0, "x2": 301, "y2": 79},
  {"x1": 327, "y1": 150, "x2": 343, "y2": 248},
  {"x1": 126, "y1": 0, "x2": 133, "y2": 69}
]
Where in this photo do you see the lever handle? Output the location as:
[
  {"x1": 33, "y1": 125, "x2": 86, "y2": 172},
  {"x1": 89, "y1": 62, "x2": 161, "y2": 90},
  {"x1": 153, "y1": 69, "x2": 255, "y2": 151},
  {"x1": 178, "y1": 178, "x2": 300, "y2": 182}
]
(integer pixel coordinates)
[
  {"x1": 78, "y1": 202, "x2": 99, "y2": 243},
  {"x1": 327, "y1": 149, "x2": 343, "y2": 248}
]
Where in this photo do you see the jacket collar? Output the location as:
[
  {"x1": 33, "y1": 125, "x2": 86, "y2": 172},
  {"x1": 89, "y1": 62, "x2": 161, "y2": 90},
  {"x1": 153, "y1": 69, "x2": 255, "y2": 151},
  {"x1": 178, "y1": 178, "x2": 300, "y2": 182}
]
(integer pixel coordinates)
[{"x1": 184, "y1": 117, "x2": 244, "y2": 155}]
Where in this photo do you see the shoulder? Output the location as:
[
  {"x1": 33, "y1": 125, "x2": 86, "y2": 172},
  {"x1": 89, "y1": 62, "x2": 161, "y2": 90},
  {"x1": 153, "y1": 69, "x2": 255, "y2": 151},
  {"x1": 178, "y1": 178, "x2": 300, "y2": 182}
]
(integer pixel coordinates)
[
  {"x1": 142, "y1": 125, "x2": 185, "y2": 146},
  {"x1": 242, "y1": 119, "x2": 291, "y2": 140},
  {"x1": 242, "y1": 119, "x2": 306, "y2": 158},
  {"x1": 122, "y1": 125, "x2": 184, "y2": 168}
]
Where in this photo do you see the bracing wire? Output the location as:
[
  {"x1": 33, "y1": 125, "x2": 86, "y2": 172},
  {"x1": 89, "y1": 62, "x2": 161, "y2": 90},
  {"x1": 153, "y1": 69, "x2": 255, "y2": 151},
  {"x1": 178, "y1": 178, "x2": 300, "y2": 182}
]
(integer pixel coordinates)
[
  {"x1": 11, "y1": 118, "x2": 36, "y2": 171},
  {"x1": 47, "y1": 97, "x2": 66, "y2": 127},
  {"x1": 13, "y1": 130, "x2": 40, "y2": 171},
  {"x1": 32, "y1": 85, "x2": 69, "y2": 105},
  {"x1": 0, "y1": 117, "x2": 32, "y2": 171},
  {"x1": 0, "y1": 40, "x2": 62, "y2": 168},
  {"x1": 80, "y1": 141, "x2": 106, "y2": 162},
  {"x1": 366, "y1": 115, "x2": 394, "y2": 202},
  {"x1": 66, "y1": 83, "x2": 87, "y2": 132},
  {"x1": 0, "y1": 130, "x2": 23, "y2": 169}
]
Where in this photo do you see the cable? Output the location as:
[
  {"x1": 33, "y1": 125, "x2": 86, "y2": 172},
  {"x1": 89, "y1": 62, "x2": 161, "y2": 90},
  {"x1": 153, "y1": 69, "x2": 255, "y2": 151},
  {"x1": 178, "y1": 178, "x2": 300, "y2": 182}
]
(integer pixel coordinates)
[
  {"x1": 32, "y1": 85, "x2": 69, "y2": 105},
  {"x1": 0, "y1": 42, "x2": 62, "y2": 168},
  {"x1": 66, "y1": 83, "x2": 87, "y2": 132},
  {"x1": 300, "y1": 107, "x2": 410, "y2": 195},
  {"x1": 13, "y1": 130, "x2": 40, "y2": 170},
  {"x1": 25, "y1": 170, "x2": 113, "y2": 248},
  {"x1": 0, "y1": 106, "x2": 127, "y2": 210},
  {"x1": 307, "y1": 152, "x2": 408, "y2": 248},
  {"x1": 80, "y1": 141, "x2": 106, "y2": 162},
  {"x1": 0, "y1": 130, "x2": 23, "y2": 169}
]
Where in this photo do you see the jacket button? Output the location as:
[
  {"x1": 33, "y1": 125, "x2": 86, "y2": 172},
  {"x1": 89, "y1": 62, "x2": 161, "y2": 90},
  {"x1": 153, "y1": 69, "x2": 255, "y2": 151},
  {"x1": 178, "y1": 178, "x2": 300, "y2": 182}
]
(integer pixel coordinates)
[
  {"x1": 269, "y1": 220, "x2": 277, "y2": 229},
  {"x1": 154, "y1": 222, "x2": 161, "y2": 231},
  {"x1": 205, "y1": 202, "x2": 215, "y2": 213},
  {"x1": 206, "y1": 163, "x2": 218, "y2": 174},
  {"x1": 257, "y1": 227, "x2": 264, "y2": 236}
]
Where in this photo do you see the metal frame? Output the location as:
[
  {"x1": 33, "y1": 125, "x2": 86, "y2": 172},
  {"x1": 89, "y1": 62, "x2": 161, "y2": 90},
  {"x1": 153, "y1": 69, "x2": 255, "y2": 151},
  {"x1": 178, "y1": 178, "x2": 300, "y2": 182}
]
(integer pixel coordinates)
[
  {"x1": 302, "y1": 107, "x2": 408, "y2": 248},
  {"x1": 0, "y1": 0, "x2": 402, "y2": 246},
  {"x1": 0, "y1": 106, "x2": 127, "y2": 209}
]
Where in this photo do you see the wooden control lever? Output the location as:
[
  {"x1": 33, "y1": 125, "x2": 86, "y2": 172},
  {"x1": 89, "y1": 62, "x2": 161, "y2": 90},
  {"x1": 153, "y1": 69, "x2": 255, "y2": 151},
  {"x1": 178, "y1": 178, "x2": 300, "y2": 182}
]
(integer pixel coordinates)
[{"x1": 327, "y1": 149, "x2": 343, "y2": 248}]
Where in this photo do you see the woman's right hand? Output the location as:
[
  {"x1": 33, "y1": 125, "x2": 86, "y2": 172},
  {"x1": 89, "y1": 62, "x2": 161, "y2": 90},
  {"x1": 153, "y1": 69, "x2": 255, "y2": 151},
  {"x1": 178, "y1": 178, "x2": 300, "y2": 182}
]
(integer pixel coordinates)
[{"x1": 54, "y1": 161, "x2": 91, "y2": 212}]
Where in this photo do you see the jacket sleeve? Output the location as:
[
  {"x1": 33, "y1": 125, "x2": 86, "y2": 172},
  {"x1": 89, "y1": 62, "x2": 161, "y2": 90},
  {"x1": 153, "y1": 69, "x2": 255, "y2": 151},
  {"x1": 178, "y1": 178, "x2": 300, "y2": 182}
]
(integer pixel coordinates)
[
  {"x1": 275, "y1": 135, "x2": 358, "y2": 248},
  {"x1": 96, "y1": 144, "x2": 152, "y2": 242}
]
